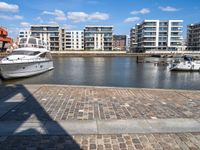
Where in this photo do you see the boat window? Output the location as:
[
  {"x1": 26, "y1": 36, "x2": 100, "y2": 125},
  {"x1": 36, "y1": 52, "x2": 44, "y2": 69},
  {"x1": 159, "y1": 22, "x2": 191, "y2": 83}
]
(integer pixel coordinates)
[
  {"x1": 39, "y1": 52, "x2": 52, "y2": 59},
  {"x1": 28, "y1": 38, "x2": 37, "y2": 45},
  {"x1": 46, "y1": 52, "x2": 52, "y2": 59},
  {"x1": 19, "y1": 38, "x2": 27, "y2": 44},
  {"x1": 39, "y1": 52, "x2": 47, "y2": 58},
  {"x1": 11, "y1": 51, "x2": 41, "y2": 56},
  {"x1": 38, "y1": 40, "x2": 42, "y2": 45}
]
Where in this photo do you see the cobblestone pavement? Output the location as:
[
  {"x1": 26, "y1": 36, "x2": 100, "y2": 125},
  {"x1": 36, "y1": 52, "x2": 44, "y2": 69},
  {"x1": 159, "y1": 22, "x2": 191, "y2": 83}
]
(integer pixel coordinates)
[
  {"x1": 1, "y1": 86, "x2": 200, "y2": 121},
  {"x1": 0, "y1": 133, "x2": 200, "y2": 150}
]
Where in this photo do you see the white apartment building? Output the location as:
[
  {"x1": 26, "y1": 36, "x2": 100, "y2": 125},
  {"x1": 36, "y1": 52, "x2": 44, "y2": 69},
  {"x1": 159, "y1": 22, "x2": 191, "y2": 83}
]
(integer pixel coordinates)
[
  {"x1": 134, "y1": 20, "x2": 183, "y2": 52},
  {"x1": 18, "y1": 30, "x2": 31, "y2": 38},
  {"x1": 30, "y1": 25, "x2": 60, "y2": 51},
  {"x1": 60, "y1": 29, "x2": 84, "y2": 50},
  {"x1": 84, "y1": 26, "x2": 113, "y2": 51}
]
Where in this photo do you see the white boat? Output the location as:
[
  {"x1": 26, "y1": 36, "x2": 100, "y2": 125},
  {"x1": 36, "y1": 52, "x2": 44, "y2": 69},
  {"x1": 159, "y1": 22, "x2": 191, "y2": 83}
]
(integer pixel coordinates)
[
  {"x1": 170, "y1": 56, "x2": 200, "y2": 71},
  {"x1": 0, "y1": 37, "x2": 54, "y2": 79}
]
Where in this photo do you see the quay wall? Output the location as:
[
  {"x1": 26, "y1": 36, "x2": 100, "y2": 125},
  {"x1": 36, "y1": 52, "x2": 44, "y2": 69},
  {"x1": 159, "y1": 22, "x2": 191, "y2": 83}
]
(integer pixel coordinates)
[{"x1": 1, "y1": 51, "x2": 200, "y2": 58}]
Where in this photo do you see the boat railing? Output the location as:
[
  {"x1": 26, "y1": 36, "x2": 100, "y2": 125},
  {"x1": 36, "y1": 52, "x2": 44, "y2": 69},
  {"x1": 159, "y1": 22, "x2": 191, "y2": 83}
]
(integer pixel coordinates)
[
  {"x1": 18, "y1": 44, "x2": 47, "y2": 49},
  {"x1": 4, "y1": 57, "x2": 50, "y2": 63}
]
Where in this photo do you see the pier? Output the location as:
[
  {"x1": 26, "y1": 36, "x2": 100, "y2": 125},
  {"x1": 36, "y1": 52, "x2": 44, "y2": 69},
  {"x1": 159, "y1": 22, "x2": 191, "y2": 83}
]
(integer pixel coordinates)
[{"x1": 0, "y1": 84, "x2": 200, "y2": 149}]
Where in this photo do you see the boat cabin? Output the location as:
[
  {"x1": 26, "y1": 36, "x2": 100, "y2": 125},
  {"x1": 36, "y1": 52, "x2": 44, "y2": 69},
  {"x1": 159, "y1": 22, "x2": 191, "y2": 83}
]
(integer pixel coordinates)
[{"x1": 18, "y1": 37, "x2": 48, "y2": 49}]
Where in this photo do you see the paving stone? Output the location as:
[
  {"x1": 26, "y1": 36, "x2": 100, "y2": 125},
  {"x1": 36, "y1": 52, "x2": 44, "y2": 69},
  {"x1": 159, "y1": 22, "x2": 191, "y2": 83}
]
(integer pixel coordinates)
[
  {"x1": 0, "y1": 85, "x2": 200, "y2": 149},
  {"x1": 1, "y1": 86, "x2": 200, "y2": 122},
  {"x1": 0, "y1": 133, "x2": 200, "y2": 149}
]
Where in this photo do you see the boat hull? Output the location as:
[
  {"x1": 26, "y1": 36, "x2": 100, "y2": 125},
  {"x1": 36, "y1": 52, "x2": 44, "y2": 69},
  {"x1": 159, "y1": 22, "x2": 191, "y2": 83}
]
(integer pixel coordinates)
[
  {"x1": 0, "y1": 60, "x2": 54, "y2": 79},
  {"x1": 170, "y1": 63, "x2": 200, "y2": 71}
]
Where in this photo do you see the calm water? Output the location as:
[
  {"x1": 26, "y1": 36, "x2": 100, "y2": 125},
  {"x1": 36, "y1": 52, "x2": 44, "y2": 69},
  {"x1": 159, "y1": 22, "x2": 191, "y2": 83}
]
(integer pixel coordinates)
[{"x1": 1, "y1": 57, "x2": 200, "y2": 90}]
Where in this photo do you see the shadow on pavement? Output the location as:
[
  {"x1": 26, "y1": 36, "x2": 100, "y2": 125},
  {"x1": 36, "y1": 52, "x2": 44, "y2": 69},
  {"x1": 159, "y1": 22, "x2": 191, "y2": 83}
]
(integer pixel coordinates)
[{"x1": 0, "y1": 84, "x2": 81, "y2": 149}]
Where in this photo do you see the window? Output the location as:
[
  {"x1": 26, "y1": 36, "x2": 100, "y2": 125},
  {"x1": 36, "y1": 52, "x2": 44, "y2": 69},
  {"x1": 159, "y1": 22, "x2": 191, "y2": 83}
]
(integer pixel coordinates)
[
  {"x1": 19, "y1": 38, "x2": 27, "y2": 44},
  {"x1": 11, "y1": 51, "x2": 40, "y2": 56},
  {"x1": 28, "y1": 38, "x2": 37, "y2": 44},
  {"x1": 39, "y1": 52, "x2": 46, "y2": 58}
]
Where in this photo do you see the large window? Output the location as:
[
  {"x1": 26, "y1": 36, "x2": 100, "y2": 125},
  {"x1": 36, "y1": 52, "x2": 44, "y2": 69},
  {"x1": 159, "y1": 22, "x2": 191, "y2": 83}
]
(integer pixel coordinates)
[
  {"x1": 28, "y1": 38, "x2": 37, "y2": 45},
  {"x1": 12, "y1": 51, "x2": 40, "y2": 56}
]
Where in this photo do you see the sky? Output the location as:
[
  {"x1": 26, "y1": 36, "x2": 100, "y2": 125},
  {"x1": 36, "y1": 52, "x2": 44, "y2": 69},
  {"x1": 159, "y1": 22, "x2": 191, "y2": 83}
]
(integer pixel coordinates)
[{"x1": 0, "y1": 0, "x2": 200, "y2": 38}]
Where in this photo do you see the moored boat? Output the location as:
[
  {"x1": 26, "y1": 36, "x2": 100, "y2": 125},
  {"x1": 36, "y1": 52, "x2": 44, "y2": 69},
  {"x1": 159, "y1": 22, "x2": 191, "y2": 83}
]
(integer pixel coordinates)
[
  {"x1": 170, "y1": 56, "x2": 200, "y2": 71},
  {"x1": 0, "y1": 37, "x2": 54, "y2": 79}
]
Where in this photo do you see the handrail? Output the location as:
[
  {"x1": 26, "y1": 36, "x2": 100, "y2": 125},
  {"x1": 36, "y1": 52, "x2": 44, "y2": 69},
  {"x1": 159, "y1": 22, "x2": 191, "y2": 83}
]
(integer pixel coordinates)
[
  {"x1": 18, "y1": 44, "x2": 47, "y2": 49},
  {"x1": 1, "y1": 57, "x2": 51, "y2": 63}
]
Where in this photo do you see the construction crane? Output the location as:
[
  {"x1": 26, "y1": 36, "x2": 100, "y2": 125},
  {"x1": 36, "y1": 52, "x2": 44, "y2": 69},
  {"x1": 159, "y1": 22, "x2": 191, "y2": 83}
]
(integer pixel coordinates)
[{"x1": 0, "y1": 26, "x2": 12, "y2": 52}]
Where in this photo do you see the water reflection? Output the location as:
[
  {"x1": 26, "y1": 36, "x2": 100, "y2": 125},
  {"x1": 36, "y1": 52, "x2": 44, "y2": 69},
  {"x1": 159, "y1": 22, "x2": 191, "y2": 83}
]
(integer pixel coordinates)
[{"x1": 1, "y1": 57, "x2": 200, "y2": 90}]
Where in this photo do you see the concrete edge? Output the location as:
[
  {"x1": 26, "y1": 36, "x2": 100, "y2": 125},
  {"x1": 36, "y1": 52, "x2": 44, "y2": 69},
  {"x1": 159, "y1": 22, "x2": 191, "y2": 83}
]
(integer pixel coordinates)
[{"x1": 0, "y1": 118, "x2": 200, "y2": 135}]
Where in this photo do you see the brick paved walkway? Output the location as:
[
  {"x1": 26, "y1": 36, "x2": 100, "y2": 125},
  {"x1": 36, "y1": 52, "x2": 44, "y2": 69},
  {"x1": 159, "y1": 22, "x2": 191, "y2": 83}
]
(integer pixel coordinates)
[
  {"x1": 1, "y1": 86, "x2": 199, "y2": 121},
  {"x1": 0, "y1": 85, "x2": 200, "y2": 149},
  {"x1": 1, "y1": 133, "x2": 200, "y2": 150}
]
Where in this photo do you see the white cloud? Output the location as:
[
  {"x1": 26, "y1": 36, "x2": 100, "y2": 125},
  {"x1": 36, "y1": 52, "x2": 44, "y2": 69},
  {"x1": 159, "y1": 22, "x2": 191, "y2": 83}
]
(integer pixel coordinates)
[
  {"x1": 88, "y1": 12, "x2": 109, "y2": 20},
  {"x1": 67, "y1": 11, "x2": 109, "y2": 23},
  {"x1": 43, "y1": 9, "x2": 66, "y2": 21},
  {"x1": 67, "y1": 12, "x2": 88, "y2": 23},
  {"x1": 0, "y1": 2, "x2": 19, "y2": 12},
  {"x1": 159, "y1": 6, "x2": 179, "y2": 12},
  {"x1": 124, "y1": 17, "x2": 140, "y2": 23},
  {"x1": 131, "y1": 8, "x2": 150, "y2": 15},
  {"x1": 48, "y1": 21, "x2": 58, "y2": 25},
  {"x1": 0, "y1": 14, "x2": 23, "y2": 20},
  {"x1": 20, "y1": 22, "x2": 30, "y2": 27},
  {"x1": 14, "y1": 15, "x2": 23, "y2": 20}
]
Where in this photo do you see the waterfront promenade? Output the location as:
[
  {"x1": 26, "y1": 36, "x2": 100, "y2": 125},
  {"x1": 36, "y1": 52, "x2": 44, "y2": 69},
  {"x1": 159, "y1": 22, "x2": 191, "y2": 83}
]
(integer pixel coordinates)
[{"x1": 0, "y1": 84, "x2": 200, "y2": 149}]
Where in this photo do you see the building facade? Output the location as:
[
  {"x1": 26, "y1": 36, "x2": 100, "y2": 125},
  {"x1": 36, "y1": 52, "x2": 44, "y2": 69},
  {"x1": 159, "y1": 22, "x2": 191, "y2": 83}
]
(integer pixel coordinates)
[
  {"x1": 60, "y1": 29, "x2": 84, "y2": 51},
  {"x1": 129, "y1": 28, "x2": 137, "y2": 51},
  {"x1": 18, "y1": 30, "x2": 31, "y2": 38},
  {"x1": 187, "y1": 23, "x2": 200, "y2": 51},
  {"x1": 132, "y1": 20, "x2": 183, "y2": 52},
  {"x1": 113, "y1": 35, "x2": 126, "y2": 51},
  {"x1": 30, "y1": 25, "x2": 60, "y2": 51},
  {"x1": 84, "y1": 26, "x2": 113, "y2": 51}
]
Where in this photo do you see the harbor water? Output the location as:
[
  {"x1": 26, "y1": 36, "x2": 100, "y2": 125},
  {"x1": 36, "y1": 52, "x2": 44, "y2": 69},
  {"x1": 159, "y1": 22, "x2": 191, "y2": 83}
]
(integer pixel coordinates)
[{"x1": 1, "y1": 56, "x2": 200, "y2": 90}]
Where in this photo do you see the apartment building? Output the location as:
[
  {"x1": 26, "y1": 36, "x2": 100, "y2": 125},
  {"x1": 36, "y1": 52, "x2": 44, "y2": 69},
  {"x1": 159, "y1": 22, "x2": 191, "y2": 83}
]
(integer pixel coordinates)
[
  {"x1": 132, "y1": 20, "x2": 183, "y2": 52},
  {"x1": 30, "y1": 25, "x2": 60, "y2": 51},
  {"x1": 84, "y1": 26, "x2": 113, "y2": 51},
  {"x1": 187, "y1": 23, "x2": 200, "y2": 51},
  {"x1": 129, "y1": 28, "x2": 137, "y2": 51},
  {"x1": 60, "y1": 29, "x2": 84, "y2": 50},
  {"x1": 18, "y1": 30, "x2": 31, "y2": 38},
  {"x1": 113, "y1": 35, "x2": 126, "y2": 51}
]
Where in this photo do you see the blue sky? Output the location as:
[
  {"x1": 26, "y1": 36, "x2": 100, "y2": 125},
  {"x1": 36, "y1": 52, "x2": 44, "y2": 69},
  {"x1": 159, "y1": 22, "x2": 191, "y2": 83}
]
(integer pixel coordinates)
[{"x1": 1, "y1": 0, "x2": 200, "y2": 38}]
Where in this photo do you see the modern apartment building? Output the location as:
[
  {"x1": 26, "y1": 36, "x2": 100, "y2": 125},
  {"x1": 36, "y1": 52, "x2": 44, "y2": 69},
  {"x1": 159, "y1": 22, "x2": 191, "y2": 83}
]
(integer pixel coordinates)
[
  {"x1": 129, "y1": 27, "x2": 137, "y2": 51},
  {"x1": 132, "y1": 20, "x2": 183, "y2": 52},
  {"x1": 84, "y1": 26, "x2": 113, "y2": 51},
  {"x1": 113, "y1": 35, "x2": 126, "y2": 51},
  {"x1": 18, "y1": 30, "x2": 31, "y2": 38},
  {"x1": 30, "y1": 25, "x2": 60, "y2": 51},
  {"x1": 60, "y1": 29, "x2": 84, "y2": 50},
  {"x1": 187, "y1": 23, "x2": 200, "y2": 51}
]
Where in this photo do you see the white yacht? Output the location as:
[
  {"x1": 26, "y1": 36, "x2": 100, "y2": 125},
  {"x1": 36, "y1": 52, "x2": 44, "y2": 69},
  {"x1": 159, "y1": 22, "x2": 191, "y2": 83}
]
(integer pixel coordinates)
[
  {"x1": 170, "y1": 56, "x2": 200, "y2": 71},
  {"x1": 0, "y1": 37, "x2": 54, "y2": 79}
]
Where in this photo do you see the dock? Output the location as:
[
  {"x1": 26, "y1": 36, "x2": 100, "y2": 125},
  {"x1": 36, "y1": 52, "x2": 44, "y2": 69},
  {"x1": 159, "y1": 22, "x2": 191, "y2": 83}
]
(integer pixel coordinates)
[{"x1": 0, "y1": 84, "x2": 200, "y2": 149}]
